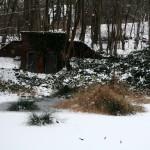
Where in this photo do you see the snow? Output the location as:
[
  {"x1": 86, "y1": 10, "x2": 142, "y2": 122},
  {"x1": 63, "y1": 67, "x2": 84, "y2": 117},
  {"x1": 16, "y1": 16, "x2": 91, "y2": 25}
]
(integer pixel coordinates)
[
  {"x1": 0, "y1": 69, "x2": 18, "y2": 83},
  {"x1": 0, "y1": 94, "x2": 150, "y2": 150},
  {"x1": 0, "y1": 93, "x2": 19, "y2": 103},
  {"x1": 120, "y1": 73, "x2": 132, "y2": 80},
  {"x1": 0, "y1": 57, "x2": 20, "y2": 69},
  {"x1": 33, "y1": 85, "x2": 53, "y2": 97}
]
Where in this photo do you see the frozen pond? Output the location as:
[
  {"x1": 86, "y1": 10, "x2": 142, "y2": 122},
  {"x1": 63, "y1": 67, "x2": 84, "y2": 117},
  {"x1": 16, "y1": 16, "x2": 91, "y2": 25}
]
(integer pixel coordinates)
[{"x1": 0, "y1": 96, "x2": 65, "y2": 112}]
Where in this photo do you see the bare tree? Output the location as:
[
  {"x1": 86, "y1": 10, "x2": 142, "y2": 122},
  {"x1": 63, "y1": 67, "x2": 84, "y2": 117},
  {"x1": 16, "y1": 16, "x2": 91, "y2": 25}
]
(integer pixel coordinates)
[
  {"x1": 65, "y1": 0, "x2": 81, "y2": 70},
  {"x1": 0, "y1": 0, "x2": 19, "y2": 46},
  {"x1": 79, "y1": 0, "x2": 86, "y2": 42},
  {"x1": 24, "y1": 0, "x2": 30, "y2": 30},
  {"x1": 122, "y1": 0, "x2": 132, "y2": 50},
  {"x1": 44, "y1": 0, "x2": 49, "y2": 31}
]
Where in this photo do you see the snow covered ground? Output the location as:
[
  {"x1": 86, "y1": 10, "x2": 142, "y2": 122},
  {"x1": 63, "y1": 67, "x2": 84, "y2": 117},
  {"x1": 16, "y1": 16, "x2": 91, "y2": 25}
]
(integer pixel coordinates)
[{"x1": 0, "y1": 94, "x2": 150, "y2": 150}]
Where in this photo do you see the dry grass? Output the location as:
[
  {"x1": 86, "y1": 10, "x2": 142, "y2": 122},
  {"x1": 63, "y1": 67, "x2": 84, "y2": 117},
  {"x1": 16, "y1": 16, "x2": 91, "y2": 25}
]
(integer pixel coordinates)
[
  {"x1": 55, "y1": 83, "x2": 145, "y2": 115},
  {"x1": 125, "y1": 95, "x2": 150, "y2": 104}
]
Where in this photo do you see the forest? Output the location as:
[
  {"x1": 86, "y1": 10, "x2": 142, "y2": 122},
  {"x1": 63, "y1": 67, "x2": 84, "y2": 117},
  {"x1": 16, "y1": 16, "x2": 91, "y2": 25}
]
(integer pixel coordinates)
[{"x1": 0, "y1": 0, "x2": 150, "y2": 56}]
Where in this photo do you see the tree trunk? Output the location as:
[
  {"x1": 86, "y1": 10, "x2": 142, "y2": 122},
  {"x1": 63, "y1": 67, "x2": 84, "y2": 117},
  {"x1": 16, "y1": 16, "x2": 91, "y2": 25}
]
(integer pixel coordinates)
[
  {"x1": 44, "y1": 0, "x2": 49, "y2": 31},
  {"x1": 24, "y1": 0, "x2": 30, "y2": 30},
  {"x1": 114, "y1": 0, "x2": 122, "y2": 56},
  {"x1": 65, "y1": 0, "x2": 81, "y2": 70},
  {"x1": 91, "y1": 0, "x2": 99, "y2": 47},
  {"x1": 29, "y1": 0, "x2": 40, "y2": 31},
  {"x1": 98, "y1": 0, "x2": 103, "y2": 51},
  {"x1": 122, "y1": 1, "x2": 131, "y2": 50},
  {"x1": 62, "y1": 0, "x2": 66, "y2": 31},
  {"x1": 79, "y1": 0, "x2": 86, "y2": 42},
  {"x1": 134, "y1": 20, "x2": 140, "y2": 50}
]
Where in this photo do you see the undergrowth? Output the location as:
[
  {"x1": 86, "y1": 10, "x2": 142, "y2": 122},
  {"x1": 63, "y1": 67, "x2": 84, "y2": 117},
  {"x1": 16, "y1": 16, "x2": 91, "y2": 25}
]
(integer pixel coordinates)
[
  {"x1": 53, "y1": 85, "x2": 78, "y2": 98},
  {"x1": 55, "y1": 83, "x2": 144, "y2": 116},
  {"x1": 8, "y1": 100, "x2": 39, "y2": 111},
  {"x1": 27, "y1": 112, "x2": 57, "y2": 126}
]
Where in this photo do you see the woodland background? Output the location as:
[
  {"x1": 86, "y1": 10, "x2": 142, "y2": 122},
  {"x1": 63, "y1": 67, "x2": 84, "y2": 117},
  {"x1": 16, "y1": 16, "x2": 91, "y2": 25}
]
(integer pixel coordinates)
[{"x1": 0, "y1": 0, "x2": 150, "y2": 57}]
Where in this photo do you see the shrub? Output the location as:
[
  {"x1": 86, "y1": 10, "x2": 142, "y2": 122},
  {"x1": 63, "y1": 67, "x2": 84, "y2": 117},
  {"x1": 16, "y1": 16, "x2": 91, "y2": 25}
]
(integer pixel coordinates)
[
  {"x1": 27, "y1": 112, "x2": 56, "y2": 126},
  {"x1": 94, "y1": 94, "x2": 134, "y2": 115},
  {"x1": 8, "y1": 100, "x2": 39, "y2": 111},
  {"x1": 53, "y1": 85, "x2": 78, "y2": 97},
  {"x1": 55, "y1": 84, "x2": 141, "y2": 116}
]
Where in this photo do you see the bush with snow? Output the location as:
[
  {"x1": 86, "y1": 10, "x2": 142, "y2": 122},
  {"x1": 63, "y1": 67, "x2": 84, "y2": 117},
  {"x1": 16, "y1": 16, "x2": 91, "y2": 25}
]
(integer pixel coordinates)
[
  {"x1": 8, "y1": 100, "x2": 39, "y2": 111},
  {"x1": 120, "y1": 47, "x2": 150, "y2": 89},
  {"x1": 27, "y1": 112, "x2": 57, "y2": 126}
]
